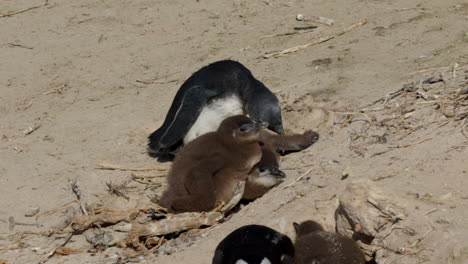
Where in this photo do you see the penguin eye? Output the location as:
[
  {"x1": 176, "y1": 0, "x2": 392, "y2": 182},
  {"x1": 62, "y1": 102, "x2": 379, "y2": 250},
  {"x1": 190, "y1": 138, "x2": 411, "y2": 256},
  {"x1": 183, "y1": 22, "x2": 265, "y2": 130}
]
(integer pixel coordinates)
[
  {"x1": 238, "y1": 123, "x2": 253, "y2": 133},
  {"x1": 258, "y1": 167, "x2": 266, "y2": 173}
]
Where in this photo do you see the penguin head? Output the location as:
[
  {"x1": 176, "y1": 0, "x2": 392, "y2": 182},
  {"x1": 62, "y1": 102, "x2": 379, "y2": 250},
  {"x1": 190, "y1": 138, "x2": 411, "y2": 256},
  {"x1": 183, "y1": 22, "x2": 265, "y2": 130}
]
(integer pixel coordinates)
[
  {"x1": 218, "y1": 115, "x2": 266, "y2": 143},
  {"x1": 247, "y1": 95, "x2": 284, "y2": 135},
  {"x1": 252, "y1": 165, "x2": 286, "y2": 187},
  {"x1": 293, "y1": 220, "x2": 324, "y2": 237}
]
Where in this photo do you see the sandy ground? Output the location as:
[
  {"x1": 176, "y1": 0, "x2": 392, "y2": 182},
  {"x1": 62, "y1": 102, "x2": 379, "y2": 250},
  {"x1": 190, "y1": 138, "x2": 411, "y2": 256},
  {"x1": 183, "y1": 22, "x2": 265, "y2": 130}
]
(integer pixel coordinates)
[{"x1": 1, "y1": 0, "x2": 468, "y2": 263}]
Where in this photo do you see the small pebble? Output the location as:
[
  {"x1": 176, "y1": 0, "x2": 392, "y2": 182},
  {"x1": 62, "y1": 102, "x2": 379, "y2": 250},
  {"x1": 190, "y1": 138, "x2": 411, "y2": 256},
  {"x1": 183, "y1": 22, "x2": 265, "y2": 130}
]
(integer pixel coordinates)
[
  {"x1": 296, "y1": 14, "x2": 305, "y2": 21},
  {"x1": 24, "y1": 207, "x2": 40, "y2": 217}
]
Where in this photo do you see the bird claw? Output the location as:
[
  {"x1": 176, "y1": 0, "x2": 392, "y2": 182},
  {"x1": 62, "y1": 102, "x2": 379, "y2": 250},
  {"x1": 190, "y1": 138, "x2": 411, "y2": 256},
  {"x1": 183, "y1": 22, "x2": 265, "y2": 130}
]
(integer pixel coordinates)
[{"x1": 212, "y1": 201, "x2": 226, "y2": 212}]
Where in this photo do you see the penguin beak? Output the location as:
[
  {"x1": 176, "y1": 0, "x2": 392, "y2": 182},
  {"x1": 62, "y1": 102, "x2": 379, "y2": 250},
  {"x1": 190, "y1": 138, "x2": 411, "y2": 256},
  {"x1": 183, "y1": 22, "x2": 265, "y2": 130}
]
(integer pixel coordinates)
[
  {"x1": 256, "y1": 120, "x2": 269, "y2": 130},
  {"x1": 272, "y1": 167, "x2": 286, "y2": 179}
]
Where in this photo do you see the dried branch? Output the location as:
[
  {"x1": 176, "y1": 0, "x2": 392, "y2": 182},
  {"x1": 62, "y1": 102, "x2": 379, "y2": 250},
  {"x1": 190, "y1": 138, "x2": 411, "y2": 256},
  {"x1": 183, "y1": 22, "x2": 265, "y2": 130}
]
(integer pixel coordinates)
[
  {"x1": 70, "y1": 208, "x2": 141, "y2": 231},
  {"x1": 263, "y1": 18, "x2": 367, "y2": 58},
  {"x1": 71, "y1": 180, "x2": 88, "y2": 216},
  {"x1": 0, "y1": 0, "x2": 48, "y2": 18},
  {"x1": 96, "y1": 162, "x2": 168, "y2": 172},
  {"x1": 127, "y1": 212, "x2": 223, "y2": 248}
]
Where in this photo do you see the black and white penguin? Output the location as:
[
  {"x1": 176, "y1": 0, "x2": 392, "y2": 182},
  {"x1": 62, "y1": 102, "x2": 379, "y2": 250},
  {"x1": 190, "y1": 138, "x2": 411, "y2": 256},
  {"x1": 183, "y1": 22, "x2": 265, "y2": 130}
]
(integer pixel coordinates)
[
  {"x1": 212, "y1": 225, "x2": 295, "y2": 264},
  {"x1": 148, "y1": 60, "x2": 283, "y2": 161},
  {"x1": 293, "y1": 220, "x2": 365, "y2": 264}
]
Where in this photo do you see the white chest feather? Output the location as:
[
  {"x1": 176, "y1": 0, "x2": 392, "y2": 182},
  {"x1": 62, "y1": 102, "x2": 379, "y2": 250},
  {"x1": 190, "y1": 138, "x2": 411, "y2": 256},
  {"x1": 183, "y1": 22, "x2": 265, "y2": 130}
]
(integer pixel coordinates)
[
  {"x1": 184, "y1": 95, "x2": 243, "y2": 144},
  {"x1": 235, "y1": 258, "x2": 272, "y2": 264},
  {"x1": 249, "y1": 172, "x2": 279, "y2": 188}
]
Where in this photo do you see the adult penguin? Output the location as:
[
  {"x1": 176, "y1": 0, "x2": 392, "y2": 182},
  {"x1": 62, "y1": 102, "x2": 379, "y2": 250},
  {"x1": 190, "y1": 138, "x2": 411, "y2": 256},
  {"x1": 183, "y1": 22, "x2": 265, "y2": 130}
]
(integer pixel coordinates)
[
  {"x1": 148, "y1": 60, "x2": 283, "y2": 161},
  {"x1": 213, "y1": 225, "x2": 295, "y2": 264}
]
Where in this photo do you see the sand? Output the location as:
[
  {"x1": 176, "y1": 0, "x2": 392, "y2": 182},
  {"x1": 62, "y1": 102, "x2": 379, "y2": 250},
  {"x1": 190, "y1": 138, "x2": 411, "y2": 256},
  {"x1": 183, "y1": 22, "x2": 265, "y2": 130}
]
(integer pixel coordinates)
[{"x1": 1, "y1": 0, "x2": 467, "y2": 263}]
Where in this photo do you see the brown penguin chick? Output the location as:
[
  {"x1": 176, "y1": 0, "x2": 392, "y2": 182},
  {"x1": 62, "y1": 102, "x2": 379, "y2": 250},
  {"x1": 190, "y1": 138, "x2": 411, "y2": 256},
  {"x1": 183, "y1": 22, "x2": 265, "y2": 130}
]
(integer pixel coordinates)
[
  {"x1": 243, "y1": 143, "x2": 284, "y2": 200},
  {"x1": 243, "y1": 130, "x2": 319, "y2": 200},
  {"x1": 293, "y1": 220, "x2": 365, "y2": 264},
  {"x1": 158, "y1": 115, "x2": 264, "y2": 213}
]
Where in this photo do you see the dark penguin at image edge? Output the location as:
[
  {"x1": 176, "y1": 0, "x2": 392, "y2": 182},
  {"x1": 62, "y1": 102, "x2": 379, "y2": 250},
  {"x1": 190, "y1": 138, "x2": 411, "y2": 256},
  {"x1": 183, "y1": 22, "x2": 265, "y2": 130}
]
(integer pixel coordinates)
[
  {"x1": 148, "y1": 60, "x2": 284, "y2": 161},
  {"x1": 293, "y1": 220, "x2": 366, "y2": 264},
  {"x1": 213, "y1": 225, "x2": 294, "y2": 264}
]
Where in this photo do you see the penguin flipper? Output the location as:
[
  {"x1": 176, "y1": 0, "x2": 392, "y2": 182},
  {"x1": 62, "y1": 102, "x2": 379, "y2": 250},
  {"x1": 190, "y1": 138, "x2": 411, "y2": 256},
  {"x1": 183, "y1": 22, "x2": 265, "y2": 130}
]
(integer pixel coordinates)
[
  {"x1": 148, "y1": 85, "x2": 208, "y2": 153},
  {"x1": 212, "y1": 249, "x2": 223, "y2": 264},
  {"x1": 276, "y1": 233, "x2": 295, "y2": 263},
  {"x1": 261, "y1": 130, "x2": 319, "y2": 155}
]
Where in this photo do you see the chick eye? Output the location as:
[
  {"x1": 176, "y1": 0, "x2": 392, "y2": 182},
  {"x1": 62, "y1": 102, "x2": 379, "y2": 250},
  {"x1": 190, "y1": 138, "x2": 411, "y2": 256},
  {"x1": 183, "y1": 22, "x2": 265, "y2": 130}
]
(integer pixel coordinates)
[
  {"x1": 239, "y1": 127, "x2": 247, "y2": 132},
  {"x1": 258, "y1": 167, "x2": 266, "y2": 173}
]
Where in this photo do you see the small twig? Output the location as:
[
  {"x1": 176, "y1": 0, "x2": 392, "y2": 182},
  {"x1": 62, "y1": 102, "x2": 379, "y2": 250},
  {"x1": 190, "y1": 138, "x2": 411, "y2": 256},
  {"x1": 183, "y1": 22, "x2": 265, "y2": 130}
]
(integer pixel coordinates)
[
  {"x1": 283, "y1": 167, "x2": 315, "y2": 189},
  {"x1": 71, "y1": 180, "x2": 88, "y2": 216},
  {"x1": 35, "y1": 200, "x2": 77, "y2": 219},
  {"x1": 23, "y1": 123, "x2": 41, "y2": 136},
  {"x1": 409, "y1": 226, "x2": 434, "y2": 247},
  {"x1": 106, "y1": 181, "x2": 131, "y2": 201},
  {"x1": 424, "y1": 208, "x2": 438, "y2": 215},
  {"x1": 389, "y1": 138, "x2": 432, "y2": 148},
  {"x1": 96, "y1": 162, "x2": 168, "y2": 172},
  {"x1": 402, "y1": 66, "x2": 451, "y2": 77},
  {"x1": 452, "y1": 62, "x2": 458, "y2": 79},
  {"x1": 39, "y1": 233, "x2": 73, "y2": 263},
  {"x1": 260, "y1": 28, "x2": 316, "y2": 39},
  {"x1": 364, "y1": 88, "x2": 404, "y2": 108},
  {"x1": 0, "y1": 0, "x2": 48, "y2": 18},
  {"x1": 6, "y1": 43, "x2": 34, "y2": 49},
  {"x1": 369, "y1": 149, "x2": 394, "y2": 157},
  {"x1": 263, "y1": 18, "x2": 367, "y2": 58},
  {"x1": 130, "y1": 173, "x2": 166, "y2": 179},
  {"x1": 135, "y1": 72, "x2": 179, "y2": 85},
  {"x1": 372, "y1": 168, "x2": 406, "y2": 181},
  {"x1": 43, "y1": 84, "x2": 68, "y2": 95}
]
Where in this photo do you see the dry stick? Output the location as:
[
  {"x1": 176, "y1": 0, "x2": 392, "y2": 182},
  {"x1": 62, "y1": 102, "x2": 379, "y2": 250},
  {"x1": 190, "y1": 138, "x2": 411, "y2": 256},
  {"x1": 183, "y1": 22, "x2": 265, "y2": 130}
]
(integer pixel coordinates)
[
  {"x1": 364, "y1": 88, "x2": 405, "y2": 108},
  {"x1": 39, "y1": 233, "x2": 73, "y2": 264},
  {"x1": 96, "y1": 162, "x2": 168, "y2": 172},
  {"x1": 389, "y1": 138, "x2": 432, "y2": 149},
  {"x1": 135, "y1": 71, "x2": 179, "y2": 85},
  {"x1": 71, "y1": 180, "x2": 88, "y2": 216},
  {"x1": 35, "y1": 200, "x2": 77, "y2": 219},
  {"x1": 6, "y1": 43, "x2": 34, "y2": 49},
  {"x1": 263, "y1": 18, "x2": 367, "y2": 59},
  {"x1": 127, "y1": 212, "x2": 223, "y2": 248},
  {"x1": 260, "y1": 28, "x2": 316, "y2": 40},
  {"x1": 283, "y1": 167, "x2": 315, "y2": 189},
  {"x1": 131, "y1": 172, "x2": 166, "y2": 179},
  {"x1": 452, "y1": 62, "x2": 459, "y2": 79},
  {"x1": 402, "y1": 64, "x2": 468, "y2": 77},
  {"x1": 0, "y1": 0, "x2": 48, "y2": 18},
  {"x1": 106, "y1": 181, "x2": 130, "y2": 201}
]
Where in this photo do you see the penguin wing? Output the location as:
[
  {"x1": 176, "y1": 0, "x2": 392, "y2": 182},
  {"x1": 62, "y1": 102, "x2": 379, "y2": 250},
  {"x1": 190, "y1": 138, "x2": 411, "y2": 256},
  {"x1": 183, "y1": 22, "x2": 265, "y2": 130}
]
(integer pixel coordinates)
[
  {"x1": 183, "y1": 155, "x2": 225, "y2": 195},
  {"x1": 275, "y1": 233, "x2": 295, "y2": 263},
  {"x1": 261, "y1": 130, "x2": 319, "y2": 155},
  {"x1": 148, "y1": 85, "x2": 210, "y2": 152},
  {"x1": 212, "y1": 248, "x2": 225, "y2": 264}
]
